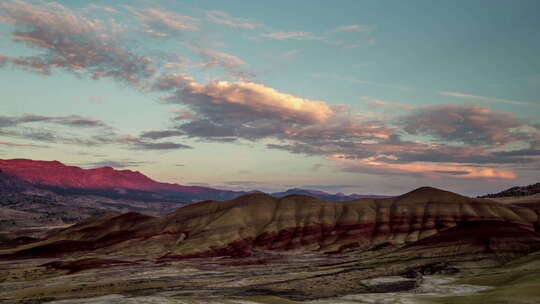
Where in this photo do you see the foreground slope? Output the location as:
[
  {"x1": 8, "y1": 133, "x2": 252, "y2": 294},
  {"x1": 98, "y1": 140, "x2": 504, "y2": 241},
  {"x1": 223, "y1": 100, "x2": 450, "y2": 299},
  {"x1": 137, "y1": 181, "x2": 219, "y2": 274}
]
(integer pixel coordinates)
[{"x1": 4, "y1": 187, "x2": 538, "y2": 259}]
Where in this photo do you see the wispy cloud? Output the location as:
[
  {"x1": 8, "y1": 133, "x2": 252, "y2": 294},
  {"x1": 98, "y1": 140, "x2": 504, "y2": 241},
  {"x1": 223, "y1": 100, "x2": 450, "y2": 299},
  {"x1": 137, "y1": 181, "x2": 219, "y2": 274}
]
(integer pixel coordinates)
[
  {"x1": 311, "y1": 73, "x2": 412, "y2": 91},
  {"x1": 0, "y1": 112, "x2": 191, "y2": 151},
  {"x1": 261, "y1": 24, "x2": 373, "y2": 49},
  {"x1": 193, "y1": 46, "x2": 246, "y2": 68},
  {"x1": 438, "y1": 91, "x2": 537, "y2": 106},
  {"x1": 0, "y1": 141, "x2": 48, "y2": 148},
  {"x1": 191, "y1": 46, "x2": 253, "y2": 80},
  {"x1": 261, "y1": 31, "x2": 319, "y2": 40},
  {"x1": 139, "y1": 130, "x2": 185, "y2": 140},
  {"x1": 124, "y1": 6, "x2": 199, "y2": 37},
  {"x1": 324, "y1": 40, "x2": 367, "y2": 49},
  {"x1": 0, "y1": 113, "x2": 109, "y2": 128},
  {"x1": 206, "y1": 10, "x2": 262, "y2": 30},
  {"x1": 363, "y1": 97, "x2": 414, "y2": 111},
  {"x1": 118, "y1": 136, "x2": 192, "y2": 150},
  {"x1": 328, "y1": 24, "x2": 371, "y2": 33},
  {"x1": 76, "y1": 159, "x2": 149, "y2": 169}
]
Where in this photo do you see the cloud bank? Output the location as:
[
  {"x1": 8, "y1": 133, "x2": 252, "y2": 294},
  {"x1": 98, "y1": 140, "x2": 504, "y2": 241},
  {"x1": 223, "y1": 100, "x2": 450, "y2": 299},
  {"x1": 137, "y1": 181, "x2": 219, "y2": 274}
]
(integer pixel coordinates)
[{"x1": 0, "y1": 0, "x2": 538, "y2": 182}]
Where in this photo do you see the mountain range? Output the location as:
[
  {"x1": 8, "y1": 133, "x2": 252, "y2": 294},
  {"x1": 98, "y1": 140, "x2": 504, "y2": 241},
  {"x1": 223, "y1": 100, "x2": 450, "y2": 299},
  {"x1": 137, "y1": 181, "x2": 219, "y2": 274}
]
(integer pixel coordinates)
[{"x1": 0, "y1": 158, "x2": 379, "y2": 203}]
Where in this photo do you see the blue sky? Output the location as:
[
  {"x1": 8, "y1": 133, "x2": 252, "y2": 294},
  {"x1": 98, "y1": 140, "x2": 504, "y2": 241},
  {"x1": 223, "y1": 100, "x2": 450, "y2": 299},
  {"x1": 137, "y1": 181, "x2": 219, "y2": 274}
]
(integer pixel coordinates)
[{"x1": 0, "y1": 0, "x2": 539, "y2": 195}]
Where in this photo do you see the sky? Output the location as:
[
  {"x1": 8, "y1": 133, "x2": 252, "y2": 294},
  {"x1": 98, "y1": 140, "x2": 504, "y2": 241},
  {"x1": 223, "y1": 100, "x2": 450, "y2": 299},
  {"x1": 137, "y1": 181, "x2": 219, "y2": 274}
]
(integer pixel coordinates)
[{"x1": 0, "y1": 0, "x2": 539, "y2": 196}]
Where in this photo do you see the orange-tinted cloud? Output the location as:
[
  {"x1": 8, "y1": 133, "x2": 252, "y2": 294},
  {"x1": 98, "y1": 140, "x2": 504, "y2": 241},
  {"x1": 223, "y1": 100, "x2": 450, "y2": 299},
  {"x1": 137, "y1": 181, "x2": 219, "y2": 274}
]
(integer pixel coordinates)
[
  {"x1": 155, "y1": 74, "x2": 334, "y2": 124},
  {"x1": 330, "y1": 154, "x2": 516, "y2": 180}
]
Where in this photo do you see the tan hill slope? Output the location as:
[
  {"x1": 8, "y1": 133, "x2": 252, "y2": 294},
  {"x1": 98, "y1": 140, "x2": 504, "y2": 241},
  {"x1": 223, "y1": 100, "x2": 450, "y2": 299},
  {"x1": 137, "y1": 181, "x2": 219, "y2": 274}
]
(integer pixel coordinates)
[{"x1": 3, "y1": 187, "x2": 539, "y2": 259}]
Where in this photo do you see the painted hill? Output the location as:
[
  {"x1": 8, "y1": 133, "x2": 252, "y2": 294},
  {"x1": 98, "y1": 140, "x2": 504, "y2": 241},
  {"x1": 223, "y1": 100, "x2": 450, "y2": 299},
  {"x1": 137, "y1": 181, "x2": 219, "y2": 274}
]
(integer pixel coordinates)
[{"x1": 5, "y1": 187, "x2": 539, "y2": 260}]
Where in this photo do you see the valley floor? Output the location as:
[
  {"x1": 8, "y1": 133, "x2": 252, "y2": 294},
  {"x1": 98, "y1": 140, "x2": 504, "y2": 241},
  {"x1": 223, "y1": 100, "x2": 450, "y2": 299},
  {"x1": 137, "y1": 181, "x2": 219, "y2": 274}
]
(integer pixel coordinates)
[
  {"x1": 33, "y1": 276, "x2": 491, "y2": 304},
  {"x1": 2, "y1": 249, "x2": 538, "y2": 304}
]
